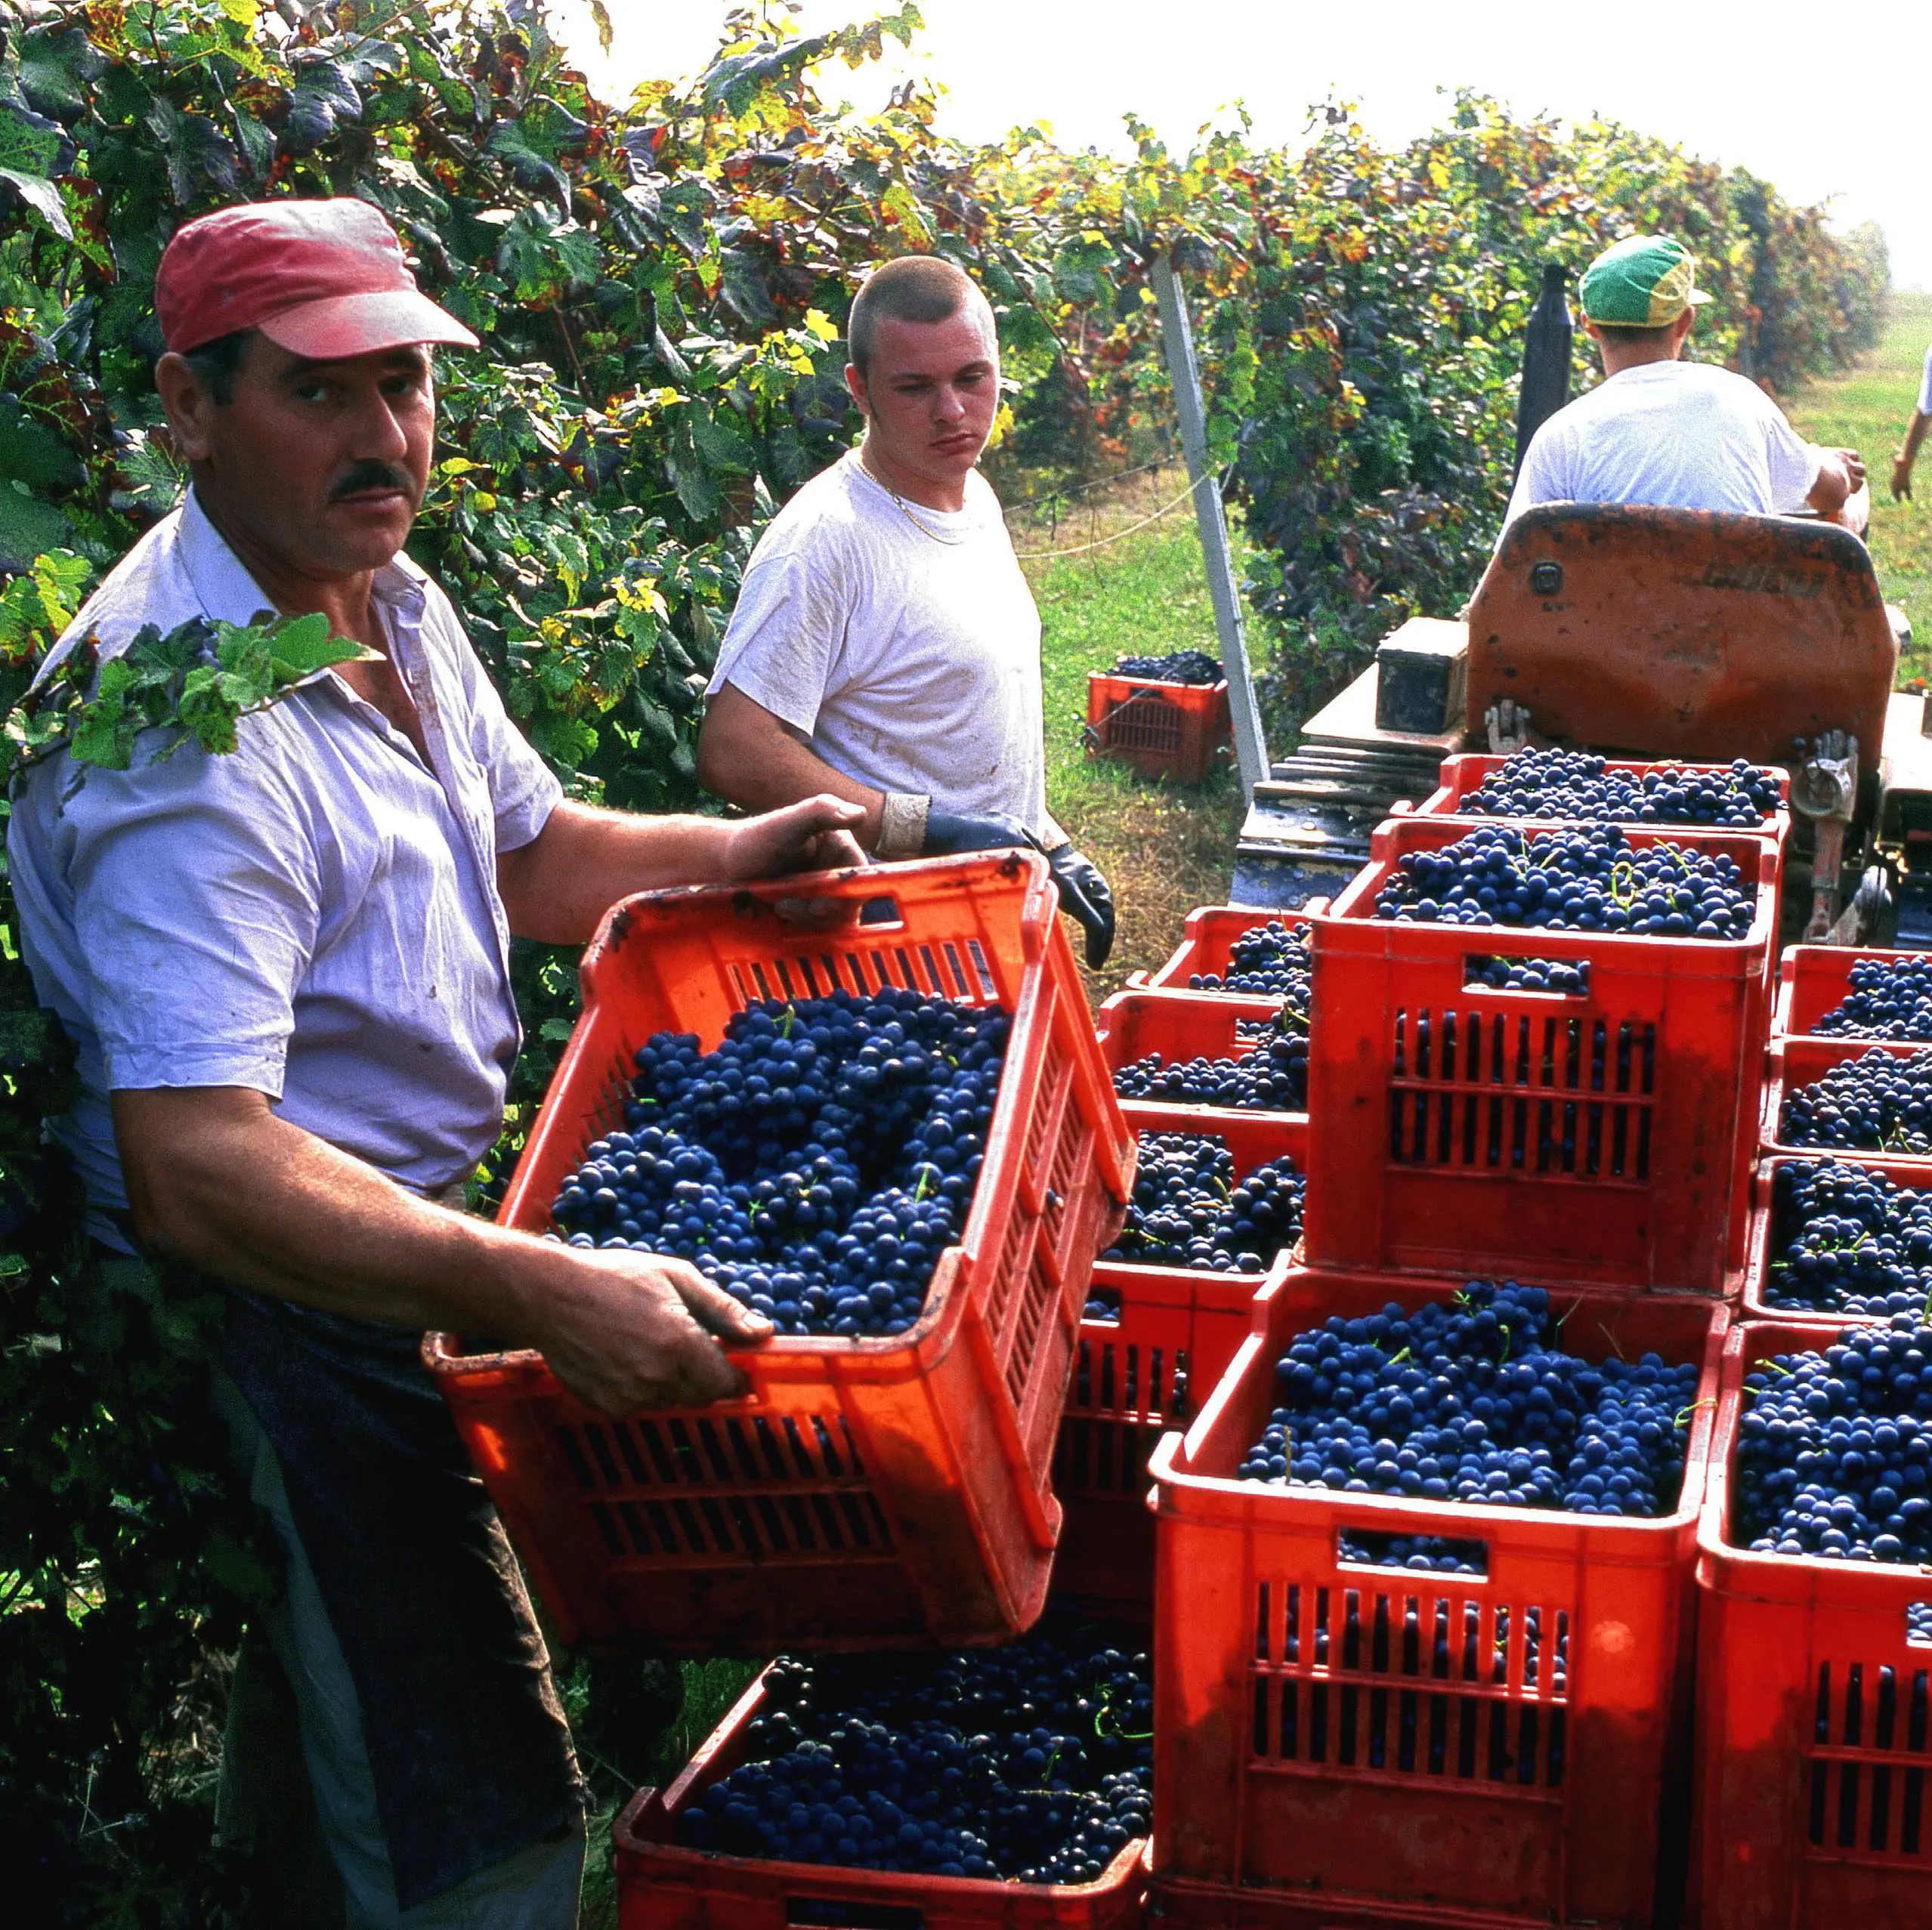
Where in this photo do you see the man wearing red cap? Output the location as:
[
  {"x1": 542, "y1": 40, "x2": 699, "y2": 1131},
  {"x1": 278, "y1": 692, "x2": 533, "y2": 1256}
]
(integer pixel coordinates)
[{"x1": 8, "y1": 199, "x2": 864, "y2": 1926}]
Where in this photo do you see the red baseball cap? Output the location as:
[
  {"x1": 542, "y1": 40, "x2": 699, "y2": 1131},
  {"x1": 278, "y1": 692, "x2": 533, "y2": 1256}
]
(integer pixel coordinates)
[{"x1": 155, "y1": 198, "x2": 479, "y2": 359}]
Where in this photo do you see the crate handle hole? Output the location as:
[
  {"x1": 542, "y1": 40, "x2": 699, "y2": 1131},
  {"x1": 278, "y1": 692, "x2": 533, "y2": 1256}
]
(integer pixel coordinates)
[
  {"x1": 1338, "y1": 1527, "x2": 1489, "y2": 1576},
  {"x1": 1909, "y1": 1600, "x2": 1932, "y2": 1647},
  {"x1": 856, "y1": 896, "x2": 904, "y2": 929},
  {"x1": 1462, "y1": 953, "x2": 1591, "y2": 998},
  {"x1": 786, "y1": 1898, "x2": 926, "y2": 1930}
]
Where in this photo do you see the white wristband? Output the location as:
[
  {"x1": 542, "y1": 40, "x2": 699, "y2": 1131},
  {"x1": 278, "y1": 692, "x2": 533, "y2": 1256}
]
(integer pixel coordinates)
[{"x1": 876, "y1": 791, "x2": 931, "y2": 859}]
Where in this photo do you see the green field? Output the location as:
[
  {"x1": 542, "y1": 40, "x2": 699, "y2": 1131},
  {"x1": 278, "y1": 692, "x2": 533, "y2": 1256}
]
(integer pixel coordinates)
[
  {"x1": 1015, "y1": 474, "x2": 1246, "y2": 996},
  {"x1": 1787, "y1": 290, "x2": 1932, "y2": 672}
]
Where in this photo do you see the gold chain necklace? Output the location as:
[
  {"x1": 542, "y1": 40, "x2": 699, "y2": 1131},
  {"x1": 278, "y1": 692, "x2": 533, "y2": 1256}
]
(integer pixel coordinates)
[{"x1": 858, "y1": 455, "x2": 972, "y2": 546}]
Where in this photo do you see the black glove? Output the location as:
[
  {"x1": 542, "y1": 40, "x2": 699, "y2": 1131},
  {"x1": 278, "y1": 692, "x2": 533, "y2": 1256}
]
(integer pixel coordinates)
[
  {"x1": 1046, "y1": 843, "x2": 1115, "y2": 968},
  {"x1": 920, "y1": 809, "x2": 1044, "y2": 857}
]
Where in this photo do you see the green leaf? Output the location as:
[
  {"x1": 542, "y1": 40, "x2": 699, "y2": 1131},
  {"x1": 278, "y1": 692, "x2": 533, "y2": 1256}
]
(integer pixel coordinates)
[
  {"x1": 0, "y1": 489, "x2": 73, "y2": 573},
  {"x1": 0, "y1": 167, "x2": 71, "y2": 239},
  {"x1": 688, "y1": 404, "x2": 755, "y2": 474}
]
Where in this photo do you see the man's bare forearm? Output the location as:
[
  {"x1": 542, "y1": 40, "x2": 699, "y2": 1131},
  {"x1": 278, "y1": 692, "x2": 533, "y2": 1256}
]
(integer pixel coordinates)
[
  {"x1": 697, "y1": 684, "x2": 886, "y2": 847},
  {"x1": 113, "y1": 1086, "x2": 564, "y2": 1333},
  {"x1": 497, "y1": 800, "x2": 738, "y2": 943},
  {"x1": 111, "y1": 1085, "x2": 771, "y2": 1413}
]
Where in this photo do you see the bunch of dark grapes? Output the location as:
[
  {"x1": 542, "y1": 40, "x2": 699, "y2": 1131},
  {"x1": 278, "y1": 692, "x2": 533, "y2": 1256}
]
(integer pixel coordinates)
[
  {"x1": 1337, "y1": 1531, "x2": 1487, "y2": 1574},
  {"x1": 1110, "y1": 650, "x2": 1221, "y2": 685},
  {"x1": 1468, "y1": 955, "x2": 1591, "y2": 994},
  {"x1": 1736, "y1": 1321, "x2": 1932, "y2": 1561},
  {"x1": 1185, "y1": 920, "x2": 1312, "y2": 1008},
  {"x1": 1374, "y1": 823, "x2": 1754, "y2": 939},
  {"x1": 1112, "y1": 1017, "x2": 1306, "y2": 1113},
  {"x1": 1237, "y1": 1281, "x2": 1698, "y2": 1520},
  {"x1": 1099, "y1": 1132, "x2": 1303, "y2": 1274},
  {"x1": 1463, "y1": 748, "x2": 1780, "y2": 826},
  {"x1": 1778, "y1": 1046, "x2": 1932, "y2": 1155},
  {"x1": 675, "y1": 1608, "x2": 1153, "y2": 1885},
  {"x1": 1815, "y1": 956, "x2": 1932, "y2": 1042},
  {"x1": 1760, "y1": 1158, "x2": 1932, "y2": 1318},
  {"x1": 549, "y1": 989, "x2": 1008, "y2": 1338}
]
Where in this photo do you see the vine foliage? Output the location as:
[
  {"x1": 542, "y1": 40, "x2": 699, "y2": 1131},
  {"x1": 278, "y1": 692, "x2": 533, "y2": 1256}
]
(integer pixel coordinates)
[{"x1": 0, "y1": 2, "x2": 1891, "y2": 1919}]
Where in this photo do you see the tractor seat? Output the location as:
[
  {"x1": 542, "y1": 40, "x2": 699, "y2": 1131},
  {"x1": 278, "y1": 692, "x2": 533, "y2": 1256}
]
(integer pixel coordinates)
[{"x1": 1464, "y1": 502, "x2": 1897, "y2": 767}]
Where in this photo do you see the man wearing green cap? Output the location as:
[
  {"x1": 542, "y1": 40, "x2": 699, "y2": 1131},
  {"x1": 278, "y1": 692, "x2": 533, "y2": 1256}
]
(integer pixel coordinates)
[{"x1": 1504, "y1": 233, "x2": 1864, "y2": 530}]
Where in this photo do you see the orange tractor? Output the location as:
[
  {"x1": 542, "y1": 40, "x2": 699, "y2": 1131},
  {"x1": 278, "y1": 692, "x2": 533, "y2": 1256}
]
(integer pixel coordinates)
[{"x1": 1234, "y1": 499, "x2": 1924, "y2": 943}]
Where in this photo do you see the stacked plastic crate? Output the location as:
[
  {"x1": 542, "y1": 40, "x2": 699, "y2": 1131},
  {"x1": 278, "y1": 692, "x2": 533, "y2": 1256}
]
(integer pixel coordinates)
[
  {"x1": 1146, "y1": 756, "x2": 1790, "y2": 1930},
  {"x1": 425, "y1": 853, "x2": 1167, "y2": 1930},
  {"x1": 1699, "y1": 940, "x2": 1932, "y2": 1926}
]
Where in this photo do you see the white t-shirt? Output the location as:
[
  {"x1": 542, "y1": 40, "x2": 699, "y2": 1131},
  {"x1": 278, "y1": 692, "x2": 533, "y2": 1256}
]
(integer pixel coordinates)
[
  {"x1": 1918, "y1": 344, "x2": 1932, "y2": 417},
  {"x1": 709, "y1": 449, "x2": 1057, "y2": 841},
  {"x1": 1504, "y1": 359, "x2": 1822, "y2": 530}
]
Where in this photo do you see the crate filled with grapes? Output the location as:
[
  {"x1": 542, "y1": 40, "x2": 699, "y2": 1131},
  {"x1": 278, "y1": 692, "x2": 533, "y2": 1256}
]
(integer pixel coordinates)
[
  {"x1": 1148, "y1": 1260, "x2": 1726, "y2": 1928},
  {"x1": 1772, "y1": 942, "x2": 1932, "y2": 1043},
  {"x1": 1693, "y1": 1316, "x2": 1932, "y2": 1928},
  {"x1": 1098, "y1": 992, "x2": 1309, "y2": 1126},
  {"x1": 1762, "y1": 1036, "x2": 1932, "y2": 1174},
  {"x1": 1305, "y1": 815, "x2": 1782, "y2": 1291},
  {"x1": 1417, "y1": 747, "x2": 1788, "y2": 845},
  {"x1": 1084, "y1": 652, "x2": 1231, "y2": 786},
  {"x1": 1741, "y1": 1152, "x2": 1932, "y2": 1326},
  {"x1": 614, "y1": 1607, "x2": 1154, "y2": 1930},
  {"x1": 1057, "y1": 1109, "x2": 1303, "y2": 1611},
  {"x1": 424, "y1": 854, "x2": 1134, "y2": 1654},
  {"x1": 1142, "y1": 908, "x2": 1319, "y2": 1002}
]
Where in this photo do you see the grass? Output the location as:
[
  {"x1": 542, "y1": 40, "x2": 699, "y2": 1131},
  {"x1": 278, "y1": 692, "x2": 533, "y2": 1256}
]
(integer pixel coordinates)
[
  {"x1": 1784, "y1": 291, "x2": 1932, "y2": 675},
  {"x1": 1013, "y1": 465, "x2": 1247, "y2": 998}
]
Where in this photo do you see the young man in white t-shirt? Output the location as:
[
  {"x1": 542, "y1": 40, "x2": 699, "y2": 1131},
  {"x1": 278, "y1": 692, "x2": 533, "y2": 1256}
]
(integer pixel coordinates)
[
  {"x1": 1890, "y1": 342, "x2": 1932, "y2": 500},
  {"x1": 695, "y1": 256, "x2": 1115, "y2": 965},
  {"x1": 1504, "y1": 234, "x2": 1865, "y2": 531}
]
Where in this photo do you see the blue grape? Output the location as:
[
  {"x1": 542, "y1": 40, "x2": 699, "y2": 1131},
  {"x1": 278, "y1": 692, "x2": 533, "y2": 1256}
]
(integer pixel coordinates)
[
  {"x1": 1778, "y1": 1047, "x2": 1932, "y2": 1155},
  {"x1": 1736, "y1": 1320, "x2": 1932, "y2": 1561},
  {"x1": 1463, "y1": 748, "x2": 1779, "y2": 827},
  {"x1": 1815, "y1": 956, "x2": 1932, "y2": 1043},
  {"x1": 675, "y1": 1608, "x2": 1153, "y2": 1885},
  {"x1": 1374, "y1": 823, "x2": 1754, "y2": 940},
  {"x1": 1237, "y1": 1280, "x2": 1698, "y2": 1521},
  {"x1": 1109, "y1": 650, "x2": 1220, "y2": 686},
  {"x1": 1099, "y1": 1131, "x2": 1303, "y2": 1274},
  {"x1": 549, "y1": 989, "x2": 1008, "y2": 1339}
]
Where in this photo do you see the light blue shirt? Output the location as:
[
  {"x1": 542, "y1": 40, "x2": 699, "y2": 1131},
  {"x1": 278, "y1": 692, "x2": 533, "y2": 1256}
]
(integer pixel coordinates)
[{"x1": 8, "y1": 491, "x2": 561, "y2": 1240}]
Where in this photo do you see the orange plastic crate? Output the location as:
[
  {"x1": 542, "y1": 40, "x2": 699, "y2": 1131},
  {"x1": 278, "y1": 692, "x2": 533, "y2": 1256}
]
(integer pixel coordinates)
[
  {"x1": 1693, "y1": 1319, "x2": 1932, "y2": 1928},
  {"x1": 1303, "y1": 818, "x2": 1780, "y2": 1292},
  {"x1": 423, "y1": 854, "x2": 1133, "y2": 1653},
  {"x1": 614, "y1": 1667, "x2": 1151, "y2": 1930},
  {"x1": 1741, "y1": 1150, "x2": 1932, "y2": 1326},
  {"x1": 1149, "y1": 1873, "x2": 1561, "y2": 1930},
  {"x1": 1143, "y1": 908, "x2": 1318, "y2": 998},
  {"x1": 1413, "y1": 752, "x2": 1790, "y2": 841},
  {"x1": 1772, "y1": 941, "x2": 1932, "y2": 1042},
  {"x1": 1096, "y1": 992, "x2": 1306, "y2": 1129},
  {"x1": 1148, "y1": 1262, "x2": 1728, "y2": 1928},
  {"x1": 1056, "y1": 1110, "x2": 1303, "y2": 1613},
  {"x1": 1085, "y1": 672, "x2": 1231, "y2": 786},
  {"x1": 1761, "y1": 1036, "x2": 1932, "y2": 1170}
]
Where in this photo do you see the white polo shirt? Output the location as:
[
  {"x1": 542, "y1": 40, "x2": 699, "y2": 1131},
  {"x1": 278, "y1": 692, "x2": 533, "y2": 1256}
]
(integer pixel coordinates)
[{"x1": 8, "y1": 490, "x2": 561, "y2": 1240}]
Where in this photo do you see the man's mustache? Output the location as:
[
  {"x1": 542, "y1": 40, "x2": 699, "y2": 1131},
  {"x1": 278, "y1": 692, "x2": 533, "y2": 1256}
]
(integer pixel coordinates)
[{"x1": 329, "y1": 462, "x2": 415, "y2": 502}]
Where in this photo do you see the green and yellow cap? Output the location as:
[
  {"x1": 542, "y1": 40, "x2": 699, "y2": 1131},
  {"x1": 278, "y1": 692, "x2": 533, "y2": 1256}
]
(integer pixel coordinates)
[{"x1": 1578, "y1": 234, "x2": 1713, "y2": 326}]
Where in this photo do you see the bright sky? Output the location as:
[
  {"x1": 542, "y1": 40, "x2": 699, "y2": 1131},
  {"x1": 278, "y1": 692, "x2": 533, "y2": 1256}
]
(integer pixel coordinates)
[{"x1": 553, "y1": 0, "x2": 1932, "y2": 287}]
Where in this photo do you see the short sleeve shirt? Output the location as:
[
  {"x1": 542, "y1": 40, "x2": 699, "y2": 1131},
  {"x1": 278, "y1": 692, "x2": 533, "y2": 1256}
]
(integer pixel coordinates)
[
  {"x1": 708, "y1": 451, "x2": 1053, "y2": 839},
  {"x1": 1919, "y1": 344, "x2": 1932, "y2": 417},
  {"x1": 6, "y1": 492, "x2": 561, "y2": 1239},
  {"x1": 1504, "y1": 360, "x2": 1823, "y2": 529}
]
